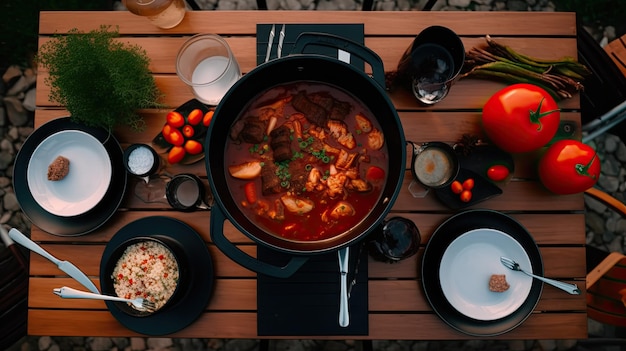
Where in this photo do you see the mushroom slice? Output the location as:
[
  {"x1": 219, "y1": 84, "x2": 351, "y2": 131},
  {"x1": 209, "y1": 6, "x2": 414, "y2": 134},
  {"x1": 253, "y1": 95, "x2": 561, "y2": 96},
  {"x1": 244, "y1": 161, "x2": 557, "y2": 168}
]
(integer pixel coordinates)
[
  {"x1": 228, "y1": 161, "x2": 262, "y2": 179},
  {"x1": 280, "y1": 195, "x2": 315, "y2": 215},
  {"x1": 329, "y1": 201, "x2": 355, "y2": 219}
]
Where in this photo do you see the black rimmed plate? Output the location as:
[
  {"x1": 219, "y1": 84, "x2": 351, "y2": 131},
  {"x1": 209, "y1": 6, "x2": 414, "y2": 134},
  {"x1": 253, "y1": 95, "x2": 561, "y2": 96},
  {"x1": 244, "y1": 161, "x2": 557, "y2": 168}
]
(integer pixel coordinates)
[
  {"x1": 100, "y1": 216, "x2": 214, "y2": 336},
  {"x1": 14, "y1": 117, "x2": 126, "y2": 236},
  {"x1": 421, "y1": 209, "x2": 543, "y2": 336}
]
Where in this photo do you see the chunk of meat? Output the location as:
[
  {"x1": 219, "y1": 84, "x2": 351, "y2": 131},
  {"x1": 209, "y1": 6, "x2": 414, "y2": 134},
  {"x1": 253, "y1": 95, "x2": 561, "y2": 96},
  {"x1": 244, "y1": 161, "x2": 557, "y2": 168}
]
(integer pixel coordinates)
[
  {"x1": 291, "y1": 91, "x2": 328, "y2": 127},
  {"x1": 269, "y1": 125, "x2": 293, "y2": 162},
  {"x1": 367, "y1": 127, "x2": 384, "y2": 150},
  {"x1": 347, "y1": 179, "x2": 372, "y2": 192},
  {"x1": 47, "y1": 155, "x2": 70, "y2": 181},
  {"x1": 355, "y1": 113, "x2": 373, "y2": 133},
  {"x1": 327, "y1": 120, "x2": 356, "y2": 149},
  {"x1": 489, "y1": 274, "x2": 510, "y2": 292},
  {"x1": 335, "y1": 149, "x2": 358, "y2": 170},
  {"x1": 261, "y1": 162, "x2": 282, "y2": 195},
  {"x1": 326, "y1": 165, "x2": 347, "y2": 199},
  {"x1": 239, "y1": 116, "x2": 266, "y2": 144}
]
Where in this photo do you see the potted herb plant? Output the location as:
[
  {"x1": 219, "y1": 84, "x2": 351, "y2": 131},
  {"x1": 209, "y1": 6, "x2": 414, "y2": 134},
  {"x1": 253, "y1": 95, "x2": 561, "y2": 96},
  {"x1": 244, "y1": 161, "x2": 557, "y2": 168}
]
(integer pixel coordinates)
[{"x1": 37, "y1": 25, "x2": 163, "y2": 132}]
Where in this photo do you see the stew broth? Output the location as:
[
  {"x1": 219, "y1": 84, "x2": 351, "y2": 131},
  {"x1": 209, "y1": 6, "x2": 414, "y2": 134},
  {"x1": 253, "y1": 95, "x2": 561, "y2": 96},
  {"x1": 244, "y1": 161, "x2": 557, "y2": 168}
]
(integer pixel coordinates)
[{"x1": 224, "y1": 82, "x2": 388, "y2": 241}]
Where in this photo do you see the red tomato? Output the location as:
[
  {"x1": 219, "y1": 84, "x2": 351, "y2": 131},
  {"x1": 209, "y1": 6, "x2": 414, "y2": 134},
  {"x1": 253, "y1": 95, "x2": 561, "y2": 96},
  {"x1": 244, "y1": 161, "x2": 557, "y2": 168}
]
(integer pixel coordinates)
[
  {"x1": 184, "y1": 139, "x2": 203, "y2": 155},
  {"x1": 538, "y1": 139, "x2": 601, "y2": 195},
  {"x1": 366, "y1": 166, "x2": 385, "y2": 181},
  {"x1": 167, "y1": 146, "x2": 185, "y2": 164},
  {"x1": 462, "y1": 178, "x2": 474, "y2": 191},
  {"x1": 166, "y1": 111, "x2": 185, "y2": 128},
  {"x1": 203, "y1": 110, "x2": 214, "y2": 127},
  {"x1": 182, "y1": 125, "x2": 195, "y2": 138},
  {"x1": 187, "y1": 109, "x2": 203, "y2": 126},
  {"x1": 487, "y1": 165, "x2": 510, "y2": 182},
  {"x1": 450, "y1": 180, "x2": 463, "y2": 194},
  {"x1": 162, "y1": 124, "x2": 174, "y2": 144},
  {"x1": 244, "y1": 181, "x2": 257, "y2": 204},
  {"x1": 168, "y1": 128, "x2": 184, "y2": 146},
  {"x1": 482, "y1": 83, "x2": 560, "y2": 153},
  {"x1": 460, "y1": 190, "x2": 472, "y2": 203}
]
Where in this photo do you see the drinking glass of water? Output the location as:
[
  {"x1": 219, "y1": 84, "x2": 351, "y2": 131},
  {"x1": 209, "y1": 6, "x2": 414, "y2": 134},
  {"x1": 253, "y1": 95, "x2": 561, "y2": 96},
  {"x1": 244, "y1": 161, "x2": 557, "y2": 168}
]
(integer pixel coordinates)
[
  {"x1": 176, "y1": 34, "x2": 242, "y2": 105},
  {"x1": 396, "y1": 26, "x2": 465, "y2": 105}
]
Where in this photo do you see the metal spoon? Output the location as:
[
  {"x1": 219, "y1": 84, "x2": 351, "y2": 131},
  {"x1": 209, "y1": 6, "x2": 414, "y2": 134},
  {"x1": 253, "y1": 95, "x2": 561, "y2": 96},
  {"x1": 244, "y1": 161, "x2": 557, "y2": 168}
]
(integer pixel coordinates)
[
  {"x1": 500, "y1": 256, "x2": 581, "y2": 295},
  {"x1": 338, "y1": 246, "x2": 350, "y2": 327}
]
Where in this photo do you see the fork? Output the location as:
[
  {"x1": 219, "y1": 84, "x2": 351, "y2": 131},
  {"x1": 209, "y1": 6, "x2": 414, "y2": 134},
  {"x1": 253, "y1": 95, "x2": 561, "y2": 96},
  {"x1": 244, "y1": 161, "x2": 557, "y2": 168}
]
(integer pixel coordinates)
[
  {"x1": 53, "y1": 286, "x2": 157, "y2": 312},
  {"x1": 499, "y1": 257, "x2": 581, "y2": 295}
]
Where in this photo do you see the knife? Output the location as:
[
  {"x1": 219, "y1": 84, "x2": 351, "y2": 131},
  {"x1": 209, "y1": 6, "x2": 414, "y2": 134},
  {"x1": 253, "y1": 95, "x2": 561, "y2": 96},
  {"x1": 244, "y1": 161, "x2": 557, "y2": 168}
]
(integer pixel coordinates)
[
  {"x1": 265, "y1": 24, "x2": 275, "y2": 63},
  {"x1": 338, "y1": 246, "x2": 350, "y2": 327},
  {"x1": 9, "y1": 228, "x2": 100, "y2": 294}
]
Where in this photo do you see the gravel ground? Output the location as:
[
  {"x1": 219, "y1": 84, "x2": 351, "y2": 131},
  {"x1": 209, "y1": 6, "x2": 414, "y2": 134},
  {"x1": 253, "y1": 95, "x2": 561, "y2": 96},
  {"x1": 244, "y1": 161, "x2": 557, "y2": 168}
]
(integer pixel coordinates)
[{"x1": 2, "y1": 0, "x2": 626, "y2": 350}]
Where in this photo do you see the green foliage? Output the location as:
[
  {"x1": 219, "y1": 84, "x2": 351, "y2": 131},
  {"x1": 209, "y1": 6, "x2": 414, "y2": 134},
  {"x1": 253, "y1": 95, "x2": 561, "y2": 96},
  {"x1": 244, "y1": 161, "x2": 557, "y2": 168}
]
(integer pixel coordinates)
[{"x1": 37, "y1": 26, "x2": 163, "y2": 132}]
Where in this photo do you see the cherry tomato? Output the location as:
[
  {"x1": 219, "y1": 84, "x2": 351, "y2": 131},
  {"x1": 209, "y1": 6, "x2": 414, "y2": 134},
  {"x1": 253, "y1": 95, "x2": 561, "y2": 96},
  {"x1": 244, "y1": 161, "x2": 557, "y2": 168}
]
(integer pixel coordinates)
[
  {"x1": 366, "y1": 166, "x2": 385, "y2": 181},
  {"x1": 162, "y1": 124, "x2": 174, "y2": 144},
  {"x1": 538, "y1": 139, "x2": 600, "y2": 195},
  {"x1": 168, "y1": 128, "x2": 184, "y2": 146},
  {"x1": 460, "y1": 190, "x2": 472, "y2": 203},
  {"x1": 182, "y1": 125, "x2": 195, "y2": 138},
  {"x1": 450, "y1": 180, "x2": 463, "y2": 194},
  {"x1": 184, "y1": 139, "x2": 203, "y2": 155},
  {"x1": 487, "y1": 165, "x2": 510, "y2": 182},
  {"x1": 482, "y1": 83, "x2": 560, "y2": 153},
  {"x1": 166, "y1": 111, "x2": 185, "y2": 128},
  {"x1": 462, "y1": 178, "x2": 475, "y2": 191},
  {"x1": 203, "y1": 110, "x2": 214, "y2": 127},
  {"x1": 244, "y1": 181, "x2": 257, "y2": 204},
  {"x1": 187, "y1": 108, "x2": 203, "y2": 126},
  {"x1": 167, "y1": 146, "x2": 185, "y2": 164}
]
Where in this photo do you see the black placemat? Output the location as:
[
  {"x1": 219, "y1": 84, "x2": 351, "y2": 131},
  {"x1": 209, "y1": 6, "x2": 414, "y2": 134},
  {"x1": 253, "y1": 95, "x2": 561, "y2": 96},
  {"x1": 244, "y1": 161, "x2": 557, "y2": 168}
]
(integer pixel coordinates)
[
  {"x1": 256, "y1": 23, "x2": 365, "y2": 69},
  {"x1": 257, "y1": 244, "x2": 369, "y2": 336}
]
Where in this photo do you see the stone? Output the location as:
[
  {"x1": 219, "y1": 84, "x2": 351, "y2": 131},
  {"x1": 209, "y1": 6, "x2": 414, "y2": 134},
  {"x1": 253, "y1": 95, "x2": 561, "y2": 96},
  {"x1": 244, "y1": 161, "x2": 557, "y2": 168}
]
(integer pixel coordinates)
[
  {"x1": 598, "y1": 174, "x2": 620, "y2": 192},
  {"x1": 130, "y1": 337, "x2": 146, "y2": 351},
  {"x1": 23, "y1": 88, "x2": 36, "y2": 112},
  {"x1": 2, "y1": 65, "x2": 22, "y2": 84},
  {"x1": 586, "y1": 211, "x2": 606, "y2": 235},
  {"x1": 38, "y1": 336, "x2": 52, "y2": 350},
  {"x1": 4, "y1": 192, "x2": 21, "y2": 211},
  {"x1": 0, "y1": 105, "x2": 6, "y2": 127},
  {"x1": 6, "y1": 76, "x2": 30, "y2": 97},
  {"x1": 3, "y1": 96, "x2": 29, "y2": 126},
  {"x1": 0, "y1": 151, "x2": 14, "y2": 170},
  {"x1": 448, "y1": 0, "x2": 471, "y2": 8},
  {"x1": 604, "y1": 133, "x2": 620, "y2": 153},
  {"x1": 88, "y1": 337, "x2": 113, "y2": 351},
  {"x1": 506, "y1": 0, "x2": 528, "y2": 10},
  {"x1": 146, "y1": 338, "x2": 173, "y2": 350}
]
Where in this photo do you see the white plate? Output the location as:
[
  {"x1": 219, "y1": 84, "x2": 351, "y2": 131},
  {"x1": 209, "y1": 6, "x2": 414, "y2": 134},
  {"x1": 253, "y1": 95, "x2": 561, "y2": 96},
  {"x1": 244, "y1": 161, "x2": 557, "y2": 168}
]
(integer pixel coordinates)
[
  {"x1": 439, "y1": 228, "x2": 533, "y2": 321},
  {"x1": 27, "y1": 130, "x2": 112, "y2": 217}
]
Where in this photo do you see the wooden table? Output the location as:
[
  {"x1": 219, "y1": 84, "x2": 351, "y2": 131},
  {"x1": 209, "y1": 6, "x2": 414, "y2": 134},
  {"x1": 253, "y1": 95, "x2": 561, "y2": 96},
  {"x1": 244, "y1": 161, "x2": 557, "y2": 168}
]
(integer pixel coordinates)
[{"x1": 29, "y1": 10, "x2": 587, "y2": 340}]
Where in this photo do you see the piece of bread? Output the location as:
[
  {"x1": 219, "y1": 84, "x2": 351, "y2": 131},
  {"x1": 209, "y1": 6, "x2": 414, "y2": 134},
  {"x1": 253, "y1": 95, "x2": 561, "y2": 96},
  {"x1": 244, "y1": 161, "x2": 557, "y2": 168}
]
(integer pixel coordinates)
[
  {"x1": 47, "y1": 155, "x2": 70, "y2": 181},
  {"x1": 489, "y1": 274, "x2": 510, "y2": 292}
]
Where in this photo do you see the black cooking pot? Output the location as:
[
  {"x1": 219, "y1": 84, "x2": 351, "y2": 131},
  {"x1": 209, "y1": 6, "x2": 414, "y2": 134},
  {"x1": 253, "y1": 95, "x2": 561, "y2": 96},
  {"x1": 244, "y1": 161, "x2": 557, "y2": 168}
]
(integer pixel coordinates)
[{"x1": 205, "y1": 33, "x2": 406, "y2": 278}]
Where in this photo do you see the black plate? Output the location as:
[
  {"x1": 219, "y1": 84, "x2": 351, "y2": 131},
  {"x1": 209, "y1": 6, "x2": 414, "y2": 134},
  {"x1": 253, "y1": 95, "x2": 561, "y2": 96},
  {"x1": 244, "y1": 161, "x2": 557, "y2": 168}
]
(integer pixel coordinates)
[
  {"x1": 13, "y1": 117, "x2": 127, "y2": 236},
  {"x1": 100, "y1": 216, "x2": 214, "y2": 336},
  {"x1": 421, "y1": 209, "x2": 543, "y2": 336}
]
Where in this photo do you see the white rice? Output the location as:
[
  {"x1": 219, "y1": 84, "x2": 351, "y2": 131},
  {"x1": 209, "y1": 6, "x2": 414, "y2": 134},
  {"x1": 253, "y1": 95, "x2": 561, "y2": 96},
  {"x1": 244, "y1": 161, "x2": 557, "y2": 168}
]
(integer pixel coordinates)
[{"x1": 111, "y1": 240, "x2": 179, "y2": 311}]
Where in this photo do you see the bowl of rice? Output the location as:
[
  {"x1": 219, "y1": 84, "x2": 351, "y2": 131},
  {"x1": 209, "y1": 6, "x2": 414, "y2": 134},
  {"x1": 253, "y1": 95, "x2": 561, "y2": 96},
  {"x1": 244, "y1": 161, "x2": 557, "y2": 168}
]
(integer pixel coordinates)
[{"x1": 101, "y1": 236, "x2": 187, "y2": 316}]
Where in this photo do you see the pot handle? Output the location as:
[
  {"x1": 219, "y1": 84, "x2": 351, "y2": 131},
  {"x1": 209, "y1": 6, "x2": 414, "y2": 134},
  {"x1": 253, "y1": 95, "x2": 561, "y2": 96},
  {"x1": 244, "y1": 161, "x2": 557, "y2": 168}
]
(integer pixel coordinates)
[
  {"x1": 209, "y1": 204, "x2": 308, "y2": 278},
  {"x1": 291, "y1": 32, "x2": 387, "y2": 90}
]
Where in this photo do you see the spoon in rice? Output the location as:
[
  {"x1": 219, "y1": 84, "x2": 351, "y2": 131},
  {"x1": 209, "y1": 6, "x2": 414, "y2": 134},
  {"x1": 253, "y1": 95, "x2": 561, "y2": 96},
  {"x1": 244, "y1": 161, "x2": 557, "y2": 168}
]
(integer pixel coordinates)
[{"x1": 53, "y1": 286, "x2": 157, "y2": 312}]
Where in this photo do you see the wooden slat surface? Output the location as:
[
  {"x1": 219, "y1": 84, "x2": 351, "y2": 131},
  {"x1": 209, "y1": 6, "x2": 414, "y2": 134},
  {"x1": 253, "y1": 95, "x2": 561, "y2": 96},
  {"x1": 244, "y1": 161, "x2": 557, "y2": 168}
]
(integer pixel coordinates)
[{"x1": 30, "y1": 10, "x2": 587, "y2": 340}]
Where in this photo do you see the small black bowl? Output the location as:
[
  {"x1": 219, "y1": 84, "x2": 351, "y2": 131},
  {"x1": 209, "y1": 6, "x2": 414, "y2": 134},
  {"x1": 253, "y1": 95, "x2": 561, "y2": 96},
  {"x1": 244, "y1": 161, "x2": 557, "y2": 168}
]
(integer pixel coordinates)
[
  {"x1": 123, "y1": 143, "x2": 160, "y2": 179},
  {"x1": 100, "y1": 236, "x2": 188, "y2": 317}
]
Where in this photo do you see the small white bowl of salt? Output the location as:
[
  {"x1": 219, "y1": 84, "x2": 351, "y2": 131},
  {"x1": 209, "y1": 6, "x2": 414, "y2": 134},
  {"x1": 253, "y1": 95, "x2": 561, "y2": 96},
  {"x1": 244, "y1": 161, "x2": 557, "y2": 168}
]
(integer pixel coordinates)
[{"x1": 124, "y1": 144, "x2": 160, "y2": 183}]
